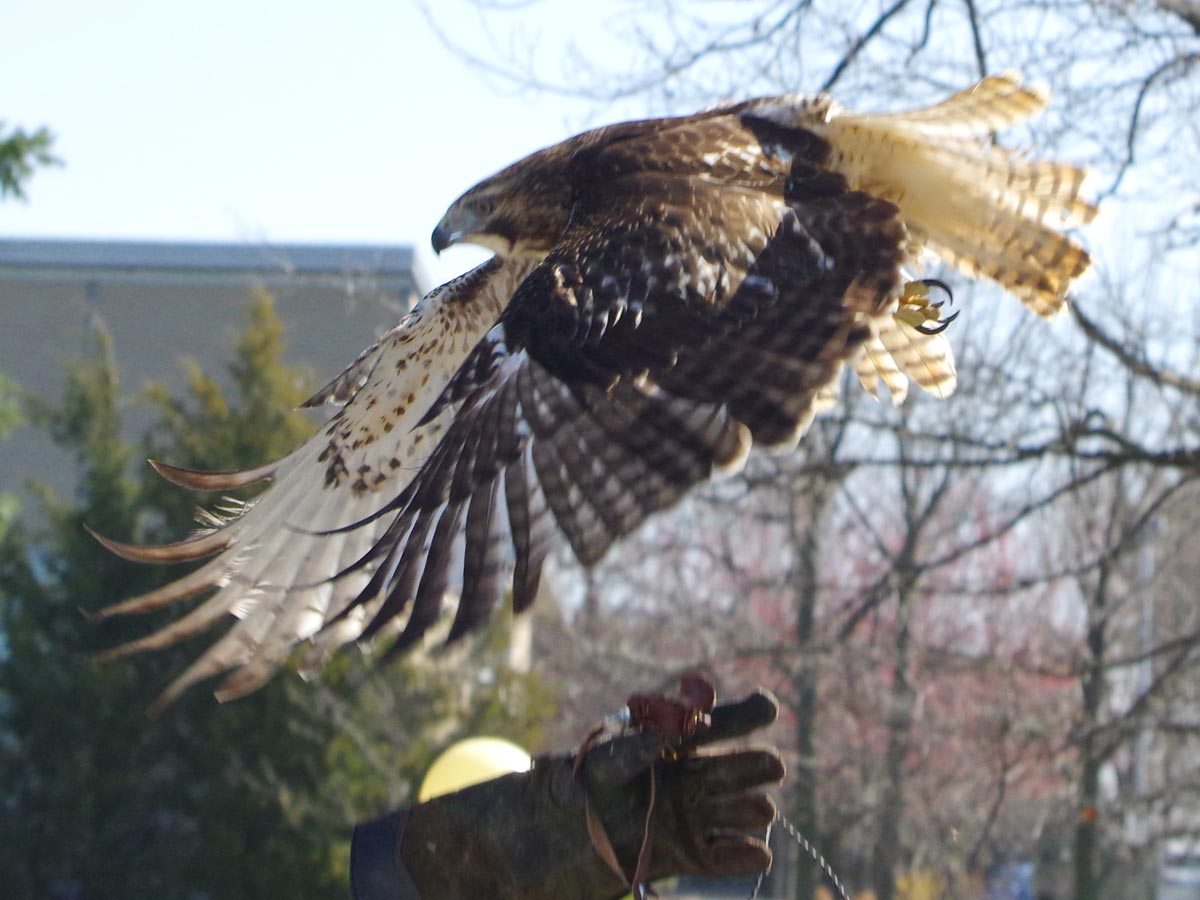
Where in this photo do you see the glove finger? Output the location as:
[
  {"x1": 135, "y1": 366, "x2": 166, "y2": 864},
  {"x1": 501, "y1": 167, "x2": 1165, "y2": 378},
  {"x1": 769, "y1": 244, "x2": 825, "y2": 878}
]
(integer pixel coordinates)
[
  {"x1": 682, "y1": 749, "x2": 785, "y2": 797},
  {"x1": 702, "y1": 833, "x2": 773, "y2": 876},
  {"x1": 688, "y1": 689, "x2": 778, "y2": 748},
  {"x1": 695, "y1": 791, "x2": 776, "y2": 831},
  {"x1": 582, "y1": 729, "x2": 664, "y2": 787}
]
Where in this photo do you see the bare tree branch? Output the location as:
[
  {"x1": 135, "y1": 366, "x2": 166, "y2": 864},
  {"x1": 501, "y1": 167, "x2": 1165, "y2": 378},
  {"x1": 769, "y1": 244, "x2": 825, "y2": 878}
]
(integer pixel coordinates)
[
  {"x1": 962, "y1": 0, "x2": 989, "y2": 79},
  {"x1": 1071, "y1": 301, "x2": 1200, "y2": 397}
]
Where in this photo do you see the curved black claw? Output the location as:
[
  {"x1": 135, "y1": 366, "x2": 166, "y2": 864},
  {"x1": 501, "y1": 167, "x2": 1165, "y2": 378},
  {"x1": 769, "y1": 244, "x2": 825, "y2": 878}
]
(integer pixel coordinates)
[
  {"x1": 918, "y1": 278, "x2": 954, "y2": 307},
  {"x1": 915, "y1": 309, "x2": 960, "y2": 335}
]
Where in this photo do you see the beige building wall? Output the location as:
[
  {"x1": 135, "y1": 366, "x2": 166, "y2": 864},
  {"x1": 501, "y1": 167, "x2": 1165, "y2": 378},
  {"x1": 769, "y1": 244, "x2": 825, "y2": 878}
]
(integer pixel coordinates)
[{"x1": 0, "y1": 239, "x2": 418, "y2": 501}]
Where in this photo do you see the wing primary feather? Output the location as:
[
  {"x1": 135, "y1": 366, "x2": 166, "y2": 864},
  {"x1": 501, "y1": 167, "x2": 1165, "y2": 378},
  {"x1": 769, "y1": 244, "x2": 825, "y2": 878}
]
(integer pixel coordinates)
[
  {"x1": 148, "y1": 458, "x2": 277, "y2": 491},
  {"x1": 84, "y1": 523, "x2": 232, "y2": 565},
  {"x1": 391, "y1": 500, "x2": 468, "y2": 654},
  {"x1": 285, "y1": 483, "x2": 416, "y2": 537},
  {"x1": 448, "y1": 478, "x2": 507, "y2": 643},
  {"x1": 283, "y1": 504, "x2": 413, "y2": 597},
  {"x1": 444, "y1": 406, "x2": 492, "y2": 505},
  {"x1": 93, "y1": 584, "x2": 247, "y2": 662},
  {"x1": 91, "y1": 562, "x2": 221, "y2": 619},
  {"x1": 531, "y1": 432, "x2": 599, "y2": 561},
  {"x1": 515, "y1": 365, "x2": 615, "y2": 561},
  {"x1": 360, "y1": 508, "x2": 439, "y2": 640},
  {"x1": 329, "y1": 509, "x2": 418, "y2": 627},
  {"x1": 505, "y1": 449, "x2": 553, "y2": 613}
]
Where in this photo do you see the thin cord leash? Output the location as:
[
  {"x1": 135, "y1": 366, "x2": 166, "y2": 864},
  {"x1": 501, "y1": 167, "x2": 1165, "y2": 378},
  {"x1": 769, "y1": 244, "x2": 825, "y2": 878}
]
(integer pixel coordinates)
[
  {"x1": 748, "y1": 818, "x2": 772, "y2": 900},
  {"x1": 748, "y1": 810, "x2": 850, "y2": 900}
]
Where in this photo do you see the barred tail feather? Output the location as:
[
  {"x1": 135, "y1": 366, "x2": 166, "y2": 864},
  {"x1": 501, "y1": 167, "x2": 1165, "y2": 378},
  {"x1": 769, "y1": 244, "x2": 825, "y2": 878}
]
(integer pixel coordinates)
[
  {"x1": 869, "y1": 71, "x2": 1049, "y2": 136},
  {"x1": 854, "y1": 314, "x2": 957, "y2": 404},
  {"x1": 819, "y1": 72, "x2": 1096, "y2": 316}
]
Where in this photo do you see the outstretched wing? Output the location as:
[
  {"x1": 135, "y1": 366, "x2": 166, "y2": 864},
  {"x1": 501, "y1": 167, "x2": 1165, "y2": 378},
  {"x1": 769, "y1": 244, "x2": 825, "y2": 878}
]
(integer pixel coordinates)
[
  {"x1": 333, "y1": 163, "x2": 907, "y2": 657},
  {"x1": 91, "y1": 256, "x2": 536, "y2": 707}
]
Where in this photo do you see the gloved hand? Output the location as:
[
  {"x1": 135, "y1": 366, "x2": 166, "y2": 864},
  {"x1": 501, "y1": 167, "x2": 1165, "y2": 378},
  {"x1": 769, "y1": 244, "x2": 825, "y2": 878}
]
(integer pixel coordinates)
[{"x1": 389, "y1": 688, "x2": 784, "y2": 900}]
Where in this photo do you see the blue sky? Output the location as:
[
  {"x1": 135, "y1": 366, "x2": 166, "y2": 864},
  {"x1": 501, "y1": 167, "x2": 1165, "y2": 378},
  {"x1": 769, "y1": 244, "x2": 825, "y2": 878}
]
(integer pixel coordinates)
[{"x1": 1, "y1": 1, "x2": 643, "y2": 286}]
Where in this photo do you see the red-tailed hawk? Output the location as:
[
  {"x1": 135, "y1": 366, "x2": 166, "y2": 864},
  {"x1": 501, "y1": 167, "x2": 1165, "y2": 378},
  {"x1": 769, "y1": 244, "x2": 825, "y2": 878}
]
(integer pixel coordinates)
[{"x1": 92, "y1": 73, "x2": 1095, "y2": 707}]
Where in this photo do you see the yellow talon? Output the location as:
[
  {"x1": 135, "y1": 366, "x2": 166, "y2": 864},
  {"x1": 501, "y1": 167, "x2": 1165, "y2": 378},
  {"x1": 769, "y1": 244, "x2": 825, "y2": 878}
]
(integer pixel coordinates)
[{"x1": 896, "y1": 279, "x2": 958, "y2": 335}]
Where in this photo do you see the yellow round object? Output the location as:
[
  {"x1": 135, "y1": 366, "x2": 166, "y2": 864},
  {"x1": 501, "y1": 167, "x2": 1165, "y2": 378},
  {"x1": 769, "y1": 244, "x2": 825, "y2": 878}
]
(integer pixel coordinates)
[{"x1": 418, "y1": 736, "x2": 532, "y2": 802}]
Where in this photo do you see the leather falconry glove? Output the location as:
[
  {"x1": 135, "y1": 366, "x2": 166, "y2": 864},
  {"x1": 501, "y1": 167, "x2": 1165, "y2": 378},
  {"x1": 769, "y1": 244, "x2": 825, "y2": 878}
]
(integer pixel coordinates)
[{"x1": 352, "y1": 686, "x2": 784, "y2": 900}]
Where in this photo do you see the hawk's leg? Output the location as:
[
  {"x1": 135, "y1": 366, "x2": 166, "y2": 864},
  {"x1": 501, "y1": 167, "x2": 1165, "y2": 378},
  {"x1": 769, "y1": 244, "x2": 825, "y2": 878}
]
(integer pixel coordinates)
[{"x1": 896, "y1": 278, "x2": 958, "y2": 335}]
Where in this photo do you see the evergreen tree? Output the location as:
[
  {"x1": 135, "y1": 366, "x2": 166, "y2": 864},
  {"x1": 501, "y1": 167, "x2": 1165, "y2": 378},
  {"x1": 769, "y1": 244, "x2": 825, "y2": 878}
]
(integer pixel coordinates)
[{"x1": 0, "y1": 292, "x2": 555, "y2": 899}]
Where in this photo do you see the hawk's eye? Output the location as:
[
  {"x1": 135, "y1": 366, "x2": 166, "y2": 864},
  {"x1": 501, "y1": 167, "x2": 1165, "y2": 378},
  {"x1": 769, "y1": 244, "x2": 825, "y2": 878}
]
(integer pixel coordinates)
[{"x1": 475, "y1": 198, "x2": 496, "y2": 216}]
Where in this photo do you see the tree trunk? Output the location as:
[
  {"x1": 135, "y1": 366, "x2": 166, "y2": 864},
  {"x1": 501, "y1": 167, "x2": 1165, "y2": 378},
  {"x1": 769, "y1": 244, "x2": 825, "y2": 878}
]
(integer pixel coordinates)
[
  {"x1": 871, "y1": 579, "x2": 913, "y2": 900},
  {"x1": 871, "y1": 446, "x2": 927, "y2": 900},
  {"x1": 1074, "y1": 565, "x2": 1109, "y2": 900},
  {"x1": 1074, "y1": 747, "x2": 1101, "y2": 900},
  {"x1": 788, "y1": 478, "x2": 831, "y2": 900}
]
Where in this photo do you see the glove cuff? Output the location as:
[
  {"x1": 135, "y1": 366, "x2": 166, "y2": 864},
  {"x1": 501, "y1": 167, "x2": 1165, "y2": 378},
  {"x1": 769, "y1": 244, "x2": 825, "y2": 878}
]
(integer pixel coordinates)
[{"x1": 351, "y1": 808, "x2": 424, "y2": 900}]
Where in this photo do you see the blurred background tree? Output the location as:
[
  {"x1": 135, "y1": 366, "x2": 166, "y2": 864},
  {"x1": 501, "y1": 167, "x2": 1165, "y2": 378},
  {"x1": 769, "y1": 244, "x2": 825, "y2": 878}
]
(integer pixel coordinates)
[
  {"x1": 0, "y1": 122, "x2": 59, "y2": 201},
  {"x1": 0, "y1": 117, "x2": 55, "y2": 533},
  {"x1": 0, "y1": 294, "x2": 555, "y2": 900}
]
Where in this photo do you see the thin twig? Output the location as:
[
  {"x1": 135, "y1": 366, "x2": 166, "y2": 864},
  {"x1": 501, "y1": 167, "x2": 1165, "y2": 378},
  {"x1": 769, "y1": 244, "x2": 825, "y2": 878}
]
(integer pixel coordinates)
[{"x1": 821, "y1": 0, "x2": 914, "y2": 93}]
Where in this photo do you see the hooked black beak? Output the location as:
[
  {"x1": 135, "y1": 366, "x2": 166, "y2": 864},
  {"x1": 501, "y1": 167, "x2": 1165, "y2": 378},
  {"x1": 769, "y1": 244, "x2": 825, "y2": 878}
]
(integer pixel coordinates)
[{"x1": 431, "y1": 223, "x2": 453, "y2": 255}]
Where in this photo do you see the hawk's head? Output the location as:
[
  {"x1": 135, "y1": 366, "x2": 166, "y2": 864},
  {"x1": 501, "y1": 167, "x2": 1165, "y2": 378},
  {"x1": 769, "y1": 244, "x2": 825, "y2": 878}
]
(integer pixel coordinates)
[{"x1": 432, "y1": 148, "x2": 575, "y2": 259}]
